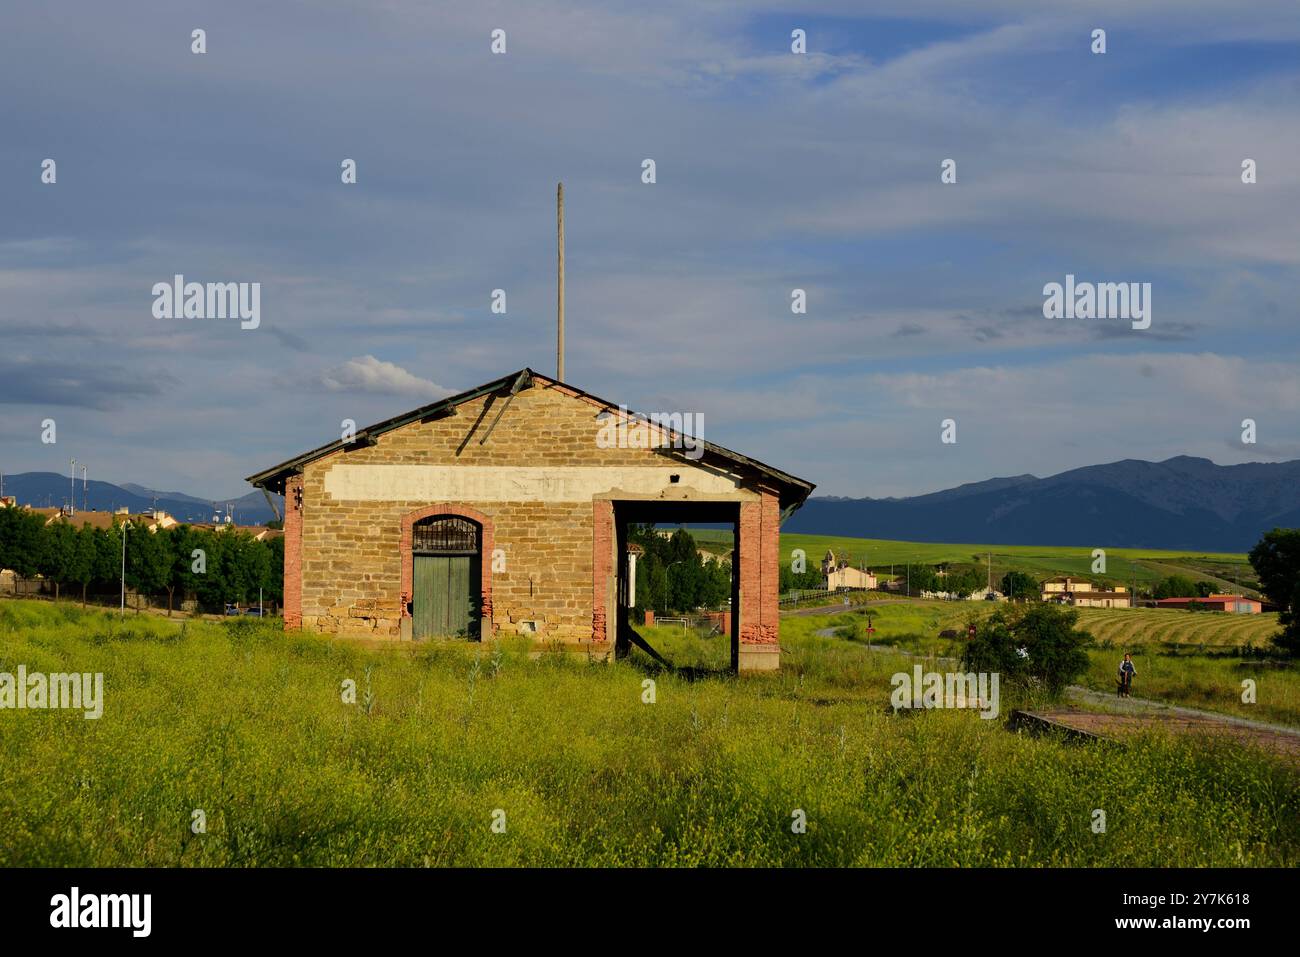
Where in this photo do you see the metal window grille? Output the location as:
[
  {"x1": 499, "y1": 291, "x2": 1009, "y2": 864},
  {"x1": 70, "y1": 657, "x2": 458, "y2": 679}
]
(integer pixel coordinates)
[{"x1": 412, "y1": 516, "x2": 479, "y2": 554}]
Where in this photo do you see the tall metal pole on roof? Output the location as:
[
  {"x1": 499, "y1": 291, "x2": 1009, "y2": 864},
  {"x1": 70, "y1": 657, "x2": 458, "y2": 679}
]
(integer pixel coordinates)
[{"x1": 557, "y1": 181, "x2": 565, "y2": 381}]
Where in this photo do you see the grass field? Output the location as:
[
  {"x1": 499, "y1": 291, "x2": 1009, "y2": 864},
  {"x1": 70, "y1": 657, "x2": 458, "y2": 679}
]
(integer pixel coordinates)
[
  {"x1": 824, "y1": 598, "x2": 1282, "y2": 651},
  {"x1": 1, "y1": 599, "x2": 1296, "y2": 867},
  {"x1": 630, "y1": 623, "x2": 731, "y2": 671},
  {"x1": 825, "y1": 600, "x2": 1300, "y2": 726},
  {"x1": 1075, "y1": 652, "x2": 1300, "y2": 728},
  {"x1": 1072, "y1": 606, "x2": 1281, "y2": 649}
]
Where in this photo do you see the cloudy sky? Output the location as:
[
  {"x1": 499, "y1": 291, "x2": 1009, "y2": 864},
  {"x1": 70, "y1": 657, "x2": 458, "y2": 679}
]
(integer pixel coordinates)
[{"x1": 2, "y1": 1, "x2": 1298, "y2": 500}]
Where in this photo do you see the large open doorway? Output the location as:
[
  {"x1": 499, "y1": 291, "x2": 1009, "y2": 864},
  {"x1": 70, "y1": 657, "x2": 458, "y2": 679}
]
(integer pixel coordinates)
[
  {"x1": 612, "y1": 501, "x2": 740, "y2": 673},
  {"x1": 411, "y1": 515, "x2": 482, "y2": 639}
]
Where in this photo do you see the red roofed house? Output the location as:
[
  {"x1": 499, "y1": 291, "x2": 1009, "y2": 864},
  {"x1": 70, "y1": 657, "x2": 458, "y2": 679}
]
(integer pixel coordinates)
[{"x1": 1155, "y1": 594, "x2": 1263, "y2": 614}]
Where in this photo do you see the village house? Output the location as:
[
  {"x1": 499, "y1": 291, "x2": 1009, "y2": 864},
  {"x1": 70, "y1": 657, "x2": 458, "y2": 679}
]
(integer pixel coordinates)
[
  {"x1": 821, "y1": 550, "x2": 877, "y2": 591},
  {"x1": 246, "y1": 369, "x2": 814, "y2": 672},
  {"x1": 1041, "y1": 576, "x2": 1131, "y2": 608},
  {"x1": 32, "y1": 504, "x2": 150, "y2": 535},
  {"x1": 32, "y1": 507, "x2": 161, "y2": 533}
]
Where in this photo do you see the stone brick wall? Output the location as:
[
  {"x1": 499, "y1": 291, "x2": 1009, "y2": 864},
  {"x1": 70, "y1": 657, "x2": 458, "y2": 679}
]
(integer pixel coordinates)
[{"x1": 293, "y1": 382, "x2": 759, "y2": 650}]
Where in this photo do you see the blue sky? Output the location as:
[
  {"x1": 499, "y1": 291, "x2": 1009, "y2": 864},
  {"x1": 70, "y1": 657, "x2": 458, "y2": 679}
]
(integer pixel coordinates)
[{"x1": 2, "y1": 0, "x2": 1298, "y2": 500}]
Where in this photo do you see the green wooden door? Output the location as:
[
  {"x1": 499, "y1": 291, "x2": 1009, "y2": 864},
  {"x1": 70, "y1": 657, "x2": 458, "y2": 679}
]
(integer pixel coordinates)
[
  {"x1": 413, "y1": 554, "x2": 477, "y2": 639},
  {"x1": 413, "y1": 555, "x2": 440, "y2": 639}
]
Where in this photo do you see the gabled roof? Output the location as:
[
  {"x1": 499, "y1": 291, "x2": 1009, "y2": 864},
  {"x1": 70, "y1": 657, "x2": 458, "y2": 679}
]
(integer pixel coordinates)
[{"x1": 246, "y1": 368, "x2": 816, "y2": 513}]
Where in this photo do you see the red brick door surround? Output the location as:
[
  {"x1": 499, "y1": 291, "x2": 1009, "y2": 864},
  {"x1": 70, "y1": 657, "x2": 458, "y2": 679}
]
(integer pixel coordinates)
[{"x1": 400, "y1": 503, "x2": 495, "y2": 636}]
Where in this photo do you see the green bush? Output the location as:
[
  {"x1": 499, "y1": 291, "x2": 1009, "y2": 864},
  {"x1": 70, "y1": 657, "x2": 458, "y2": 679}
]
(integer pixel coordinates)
[{"x1": 961, "y1": 603, "x2": 1093, "y2": 698}]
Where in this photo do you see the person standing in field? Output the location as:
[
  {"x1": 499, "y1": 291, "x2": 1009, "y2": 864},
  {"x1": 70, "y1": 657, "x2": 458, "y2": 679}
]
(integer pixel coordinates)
[{"x1": 1118, "y1": 653, "x2": 1136, "y2": 698}]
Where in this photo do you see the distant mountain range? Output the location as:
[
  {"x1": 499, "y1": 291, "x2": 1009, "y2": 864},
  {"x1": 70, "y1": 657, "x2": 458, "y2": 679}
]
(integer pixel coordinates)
[
  {"x1": 784, "y1": 456, "x2": 1300, "y2": 553},
  {"x1": 0, "y1": 473, "x2": 281, "y2": 526},
  {"x1": 5, "y1": 456, "x2": 1296, "y2": 551}
]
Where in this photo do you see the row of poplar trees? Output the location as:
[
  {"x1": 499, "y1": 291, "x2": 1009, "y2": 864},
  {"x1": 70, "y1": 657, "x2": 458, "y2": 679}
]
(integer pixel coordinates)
[{"x1": 0, "y1": 506, "x2": 283, "y2": 614}]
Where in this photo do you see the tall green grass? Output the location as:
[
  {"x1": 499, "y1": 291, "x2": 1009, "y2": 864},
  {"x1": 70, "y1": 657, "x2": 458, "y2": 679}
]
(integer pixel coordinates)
[
  {"x1": 0, "y1": 600, "x2": 1295, "y2": 866},
  {"x1": 827, "y1": 602, "x2": 1300, "y2": 726},
  {"x1": 1077, "y1": 649, "x2": 1300, "y2": 727}
]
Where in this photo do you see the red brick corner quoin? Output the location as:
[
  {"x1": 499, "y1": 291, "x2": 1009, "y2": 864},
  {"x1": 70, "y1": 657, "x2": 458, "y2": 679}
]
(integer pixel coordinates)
[
  {"x1": 737, "y1": 493, "x2": 781, "y2": 664},
  {"x1": 399, "y1": 503, "x2": 495, "y2": 635},
  {"x1": 591, "y1": 500, "x2": 614, "y2": 645},
  {"x1": 283, "y1": 474, "x2": 304, "y2": 629}
]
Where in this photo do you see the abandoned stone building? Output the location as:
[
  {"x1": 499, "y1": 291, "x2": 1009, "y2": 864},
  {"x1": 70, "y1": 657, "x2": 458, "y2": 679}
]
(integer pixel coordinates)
[{"x1": 247, "y1": 369, "x2": 814, "y2": 671}]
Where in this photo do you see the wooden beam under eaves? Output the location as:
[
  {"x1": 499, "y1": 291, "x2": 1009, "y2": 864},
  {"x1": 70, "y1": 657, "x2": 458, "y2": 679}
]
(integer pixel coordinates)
[{"x1": 478, "y1": 370, "x2": 533, "y2": 446}]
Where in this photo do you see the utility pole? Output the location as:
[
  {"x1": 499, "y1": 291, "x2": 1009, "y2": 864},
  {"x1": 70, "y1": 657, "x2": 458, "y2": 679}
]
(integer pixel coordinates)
[
  {"x1": 556, "y1": 181, "x2": 565, "y2": 382},
  {"x1": 70, "y1": 458, "x2": 76, "y2": 515}
]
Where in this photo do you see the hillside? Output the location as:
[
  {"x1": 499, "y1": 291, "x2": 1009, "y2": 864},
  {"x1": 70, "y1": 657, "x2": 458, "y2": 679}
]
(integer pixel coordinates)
[
  {"x1": 0, "y1": 472, "x2": 280, "y2": 525},
  {"x1": 785, "y1": 456, "x2": 1300, "y2": 553}
]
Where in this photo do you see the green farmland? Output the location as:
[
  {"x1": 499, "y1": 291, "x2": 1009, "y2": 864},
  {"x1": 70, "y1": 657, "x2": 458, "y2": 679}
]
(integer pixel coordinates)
[
  {"x1": 1, "y1": 599, "x2": 1296, "y2": 867},
  {"x1": 681, "y1": 529, "x2": 1259, "y2": 596},
  {"x1": 856, "y1": 601, "x2": 1283, "y2": 651},
  {"x1": 780, "y1": 533, "x2": 1258, "y2": 593},
  {"x1": 1072, "y1": 606, "x2": 1280, "y2": 649}
]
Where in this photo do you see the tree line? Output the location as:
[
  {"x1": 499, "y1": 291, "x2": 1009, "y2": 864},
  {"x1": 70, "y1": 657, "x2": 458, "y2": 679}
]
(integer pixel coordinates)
[
  {"x1": 0, "y1": 507, "x2": 283, "y2": 614},
  {"x1": 627, "y1": 526, "x2": 732, "y2": 614}
]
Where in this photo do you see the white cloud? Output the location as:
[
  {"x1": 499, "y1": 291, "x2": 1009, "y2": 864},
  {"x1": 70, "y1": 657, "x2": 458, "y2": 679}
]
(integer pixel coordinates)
[
  {"x1": 1, "y1": 1, "x2": 1297, "y2": 500},
  {"x1": 310, "y1": 355, "x2": 453, "y2": 399}
]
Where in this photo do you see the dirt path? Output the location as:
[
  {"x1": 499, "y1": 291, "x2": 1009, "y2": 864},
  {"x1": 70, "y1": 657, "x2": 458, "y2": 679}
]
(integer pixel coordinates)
[{"x1": 1027, "y1": 705, "x2": 1300, "y2": 760}]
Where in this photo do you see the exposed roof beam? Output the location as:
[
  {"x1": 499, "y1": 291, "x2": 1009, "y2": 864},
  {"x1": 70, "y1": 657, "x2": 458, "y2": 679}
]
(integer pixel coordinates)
[{"x1": 478, "y1": 370, "x2": 533, "y2": 446}]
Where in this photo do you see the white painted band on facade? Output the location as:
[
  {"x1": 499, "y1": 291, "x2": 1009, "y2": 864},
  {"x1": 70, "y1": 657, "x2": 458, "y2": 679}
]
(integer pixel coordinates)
[{"x1": 323, "y1": 465, "x2": 750, "y2": 502}]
